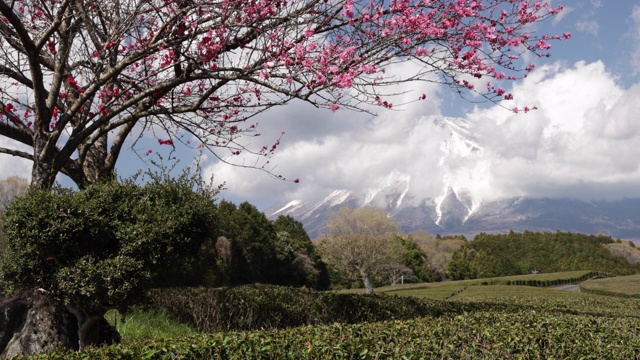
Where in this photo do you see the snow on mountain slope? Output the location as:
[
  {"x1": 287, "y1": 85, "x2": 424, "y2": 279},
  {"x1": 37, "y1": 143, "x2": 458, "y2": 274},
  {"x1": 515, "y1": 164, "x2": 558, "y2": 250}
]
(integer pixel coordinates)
[
  {"x1": 302, "y1": 189, "x2": 353, "y2": 219},
  {"x1": 436, "y1": 117, "x2": 480, "y2": 157},
  {"x1": 364, "y1": 171, "x2": 411, "y2": 210},
  {"x1": 433, "y1": 116, "x2": 485, "y2": 222},
  {"x1": 270, "y1": 200, "x2": 304, "y2": 217}
]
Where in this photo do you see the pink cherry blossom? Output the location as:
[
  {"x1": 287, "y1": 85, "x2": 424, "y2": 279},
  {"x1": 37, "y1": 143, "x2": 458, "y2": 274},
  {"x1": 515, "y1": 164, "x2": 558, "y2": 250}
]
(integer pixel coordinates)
[{"x1": 0, "y1": 0, "x2": 568, "y2": 189}]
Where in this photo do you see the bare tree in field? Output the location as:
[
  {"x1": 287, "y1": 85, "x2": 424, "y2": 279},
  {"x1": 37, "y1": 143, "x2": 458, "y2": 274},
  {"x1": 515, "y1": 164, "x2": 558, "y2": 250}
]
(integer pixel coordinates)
[
  {"x1": 0, "y1": 176, "x2": 29, "y2": 253},
  {"x1": 318, "y1": 206, "x2": 404, "y2": 294},
  {"x1": 0, "y1": 176, "x2": 29, "y2": 209},
  {"x1": 0, "y1": 0, "x2": 568, "y2": 189}
]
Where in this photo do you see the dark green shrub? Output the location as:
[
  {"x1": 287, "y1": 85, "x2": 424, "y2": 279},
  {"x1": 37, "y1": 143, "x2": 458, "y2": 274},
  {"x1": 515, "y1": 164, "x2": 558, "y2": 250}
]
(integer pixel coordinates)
[
  {"x1": 0, "y1": 173, "x2": 219, "y2": 349},
  {"x1": 214, "y1": 203, "x2": 328, "y2": 290}
]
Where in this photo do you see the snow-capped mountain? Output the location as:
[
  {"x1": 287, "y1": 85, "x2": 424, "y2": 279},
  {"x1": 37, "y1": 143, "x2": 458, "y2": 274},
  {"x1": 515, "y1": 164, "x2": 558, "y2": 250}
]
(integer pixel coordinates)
[
  {"x1": 265, "y1": 188, "x2": 640, "y2": 241},
  {"x1": 265, "y1": 172, "x2": 411, "y2": 237},
  {"x1": 264, "y1": 117, "x2": 640, "y2": 240},
  {"x1": 262, "y1": 117, "x2": 486, "y2": 237}
]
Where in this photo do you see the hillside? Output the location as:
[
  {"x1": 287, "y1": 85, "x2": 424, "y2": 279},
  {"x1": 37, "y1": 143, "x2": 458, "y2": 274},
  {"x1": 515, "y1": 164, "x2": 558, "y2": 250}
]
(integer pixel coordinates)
[{"x1": 447, "y1": 231, "x2": 640, "y2": 280}]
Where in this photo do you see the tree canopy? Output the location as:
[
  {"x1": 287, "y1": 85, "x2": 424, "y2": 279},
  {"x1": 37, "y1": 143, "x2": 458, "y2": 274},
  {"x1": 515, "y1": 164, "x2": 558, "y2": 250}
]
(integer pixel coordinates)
[
  {"x1": 0, "y1": 0, "x2": 567, "y2": 189},
  {"x1": 215, "y1": 201, "x2": 327, "y2": 289}
]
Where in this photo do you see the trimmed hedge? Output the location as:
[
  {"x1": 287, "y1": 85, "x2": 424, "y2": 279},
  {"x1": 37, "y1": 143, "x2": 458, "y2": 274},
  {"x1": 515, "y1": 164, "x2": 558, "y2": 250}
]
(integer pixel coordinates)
[
  {"x1": 141, "y1": 284, "x2": 458, "y2": 332},
  {"x1": 142, "y1": 274, "x2": 615, "y2": 333},
  {"x1": 504, "y1": 271, "x2": 611, "y2": 287}
]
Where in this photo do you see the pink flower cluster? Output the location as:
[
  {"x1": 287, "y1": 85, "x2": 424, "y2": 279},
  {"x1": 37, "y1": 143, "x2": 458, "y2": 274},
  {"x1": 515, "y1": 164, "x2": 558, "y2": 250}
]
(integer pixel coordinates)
[{"x1": 158, "y1": 139, "x2": 174, "y2": 146}]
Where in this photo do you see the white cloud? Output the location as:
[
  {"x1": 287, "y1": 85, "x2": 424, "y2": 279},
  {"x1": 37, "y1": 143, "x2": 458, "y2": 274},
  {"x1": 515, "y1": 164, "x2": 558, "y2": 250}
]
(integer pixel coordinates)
[
  {"x1": 206, "y1": 62, "x2": 448, "y2": 205},
  {"x1": 552, "y1": 6, "x2": 573, "y2": 26},
  {"x1": 209, "y1": 112, "x2": 451, "y2": 205},
  {"x1": 576, "y1": 19, "x2": 599, "y2": 36},
  {"x1": 467, "y1": 61, "x2": 640, "y2": 201},
  {"x1": 210, "y1": 59, "x2": 640, "y2": 208}
]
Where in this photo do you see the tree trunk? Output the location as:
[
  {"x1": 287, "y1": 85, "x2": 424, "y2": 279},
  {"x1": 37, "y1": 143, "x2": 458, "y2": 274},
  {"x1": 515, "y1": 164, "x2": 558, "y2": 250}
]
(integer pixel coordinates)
[
  {"x1": 81, "y1": 132, "x2": 111, "y2": 186},
  {"x1": 65, "y1": 302, "x2": 107, "y2": 350},
  {"x1": 30, "y1": 136, "x2": 117, "y2": 190},
  {"x1": 30, "y1": 158, "x2": 57, "y2": 190},
  {"x1": 0, "y1": 292, "x2": 121, "y2": 357},
  {"x1": 360, "y1": 270, "x2": 374, "y2": 294},
  {"x1": 77, "y1": 315, "x2": 102, "y2": 350}
]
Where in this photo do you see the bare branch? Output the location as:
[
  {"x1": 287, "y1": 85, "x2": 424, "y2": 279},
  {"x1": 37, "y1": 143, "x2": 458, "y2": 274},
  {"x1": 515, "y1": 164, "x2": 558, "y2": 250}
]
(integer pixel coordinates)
[{"x1": 0, "y1": 146, "x2": 34, "y2": 161}]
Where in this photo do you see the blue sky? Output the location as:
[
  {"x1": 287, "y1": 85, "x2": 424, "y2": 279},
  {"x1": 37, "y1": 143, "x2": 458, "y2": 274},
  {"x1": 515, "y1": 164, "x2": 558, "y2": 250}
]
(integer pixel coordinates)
[
  {"x1": 1, "y1": 1, "x2": 640, "y2": 210},
  {"x1": 552, "y1": 1, "x2": 639, "y2": 83}
]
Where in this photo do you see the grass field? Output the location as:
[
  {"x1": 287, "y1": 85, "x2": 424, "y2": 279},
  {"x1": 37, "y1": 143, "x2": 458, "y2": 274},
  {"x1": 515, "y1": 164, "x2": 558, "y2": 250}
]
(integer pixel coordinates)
[
  {"x1": 373, "y1": 270, "x2": 604, "y2": 300},
  {"x1": 105, "y1": 309, "x2": 196, "y2": 340}
]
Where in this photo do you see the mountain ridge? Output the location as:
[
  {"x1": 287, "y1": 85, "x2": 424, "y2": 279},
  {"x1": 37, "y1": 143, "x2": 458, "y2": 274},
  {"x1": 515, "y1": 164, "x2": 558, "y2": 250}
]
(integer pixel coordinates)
[{"x1": 264, "y1": 192, "x2": 640, "y2": 241}]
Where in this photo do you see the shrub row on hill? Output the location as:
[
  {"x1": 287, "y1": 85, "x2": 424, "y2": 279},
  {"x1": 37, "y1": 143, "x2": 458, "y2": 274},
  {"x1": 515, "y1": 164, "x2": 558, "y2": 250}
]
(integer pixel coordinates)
[
  {"x1": 142, "y1": 284, "x2": 464, "y2": 333},
  {"x1": 501, "y1": 271, "x2": 612, "y2": 287},
  {"x1": 579, "y1": 276, "x2": 640, "y2": 299},
  {"x1": 580, "y1": 286, "x2": 640, "y2": 299}
]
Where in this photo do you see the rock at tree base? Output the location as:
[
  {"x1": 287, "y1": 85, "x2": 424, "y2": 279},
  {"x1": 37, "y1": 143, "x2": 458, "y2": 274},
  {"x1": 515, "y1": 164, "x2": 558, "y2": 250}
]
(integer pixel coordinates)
[
  {"x1": 0, "y1": 289, "x2": 78, "y2": 358},
  {"x1": 0, "y1": 289, "x2": 120, "y2": 358}
]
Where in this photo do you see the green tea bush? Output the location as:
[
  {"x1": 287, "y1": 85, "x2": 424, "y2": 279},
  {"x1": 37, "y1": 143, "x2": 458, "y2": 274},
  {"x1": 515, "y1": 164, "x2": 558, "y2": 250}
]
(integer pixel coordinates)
[
  {"x1": 22, "y1": 280, "x2": 640, "y2": 359},
  {"x1": 142, "y1": 284, "x2": 456, "y2": 332}
]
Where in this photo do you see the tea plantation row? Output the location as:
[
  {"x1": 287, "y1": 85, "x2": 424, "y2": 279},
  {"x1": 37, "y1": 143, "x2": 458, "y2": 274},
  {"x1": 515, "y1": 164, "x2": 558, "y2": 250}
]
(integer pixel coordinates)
[
  {"x1": 22, "y1": 278, "x2": 640, "y2": 359},
  {"x1": 27, "y1": 306, "x2": 640, "y2": 359}
]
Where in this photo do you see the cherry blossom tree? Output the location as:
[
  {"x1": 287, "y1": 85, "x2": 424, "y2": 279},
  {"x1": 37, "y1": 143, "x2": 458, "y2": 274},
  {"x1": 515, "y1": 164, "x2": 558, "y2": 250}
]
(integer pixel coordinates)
[{"x1": 0, "y1": 0, "x2": 567, "y2": 189}]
